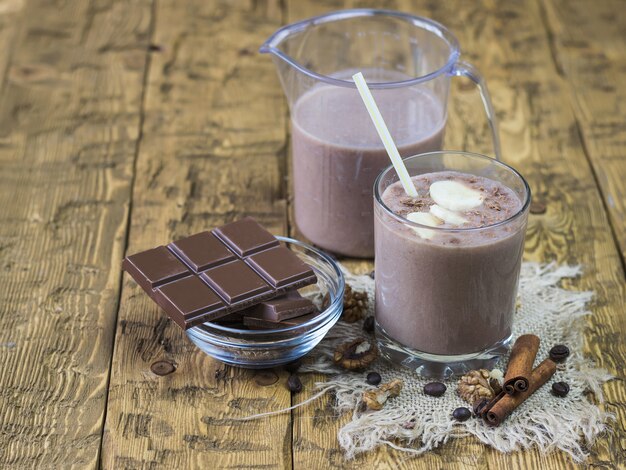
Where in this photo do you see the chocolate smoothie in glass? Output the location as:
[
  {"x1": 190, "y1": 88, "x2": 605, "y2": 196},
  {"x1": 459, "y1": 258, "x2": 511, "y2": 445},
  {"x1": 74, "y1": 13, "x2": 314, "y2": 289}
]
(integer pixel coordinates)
[{"x1": 374, "y1": 152, "x2": 530, "y2": 377}]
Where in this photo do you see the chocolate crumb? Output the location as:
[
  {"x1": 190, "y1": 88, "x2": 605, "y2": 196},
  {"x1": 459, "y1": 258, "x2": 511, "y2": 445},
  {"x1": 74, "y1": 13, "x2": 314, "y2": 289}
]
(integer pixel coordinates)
[
  {"x1": 363, "y1": 316, "x2": 375, "y2": 334},
  {"x1": 487, "y1": 201, "x2": 502, "y2": 211},
  {"x1": 287, "y1": 375, "x2": 303, "y2": 393},
  {"x1": 400, "y1": 197, "x2": 425, "y2": 208}
]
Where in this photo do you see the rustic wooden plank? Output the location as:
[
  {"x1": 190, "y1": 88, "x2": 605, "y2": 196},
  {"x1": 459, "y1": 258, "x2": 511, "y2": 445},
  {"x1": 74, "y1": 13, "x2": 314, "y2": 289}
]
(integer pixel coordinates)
[
  {"x1": 0, "y1": 0, "x2": 23, "y2": 93},
  {"x1": 0, "y1": 0, "x2": 152, "y2": 467},
  {"x1": 540, "y1": 0, "x2": 626, "y2": 266},
  {"x1": 287, "y1": 1, "x2": 626, "y2": 469},
  {"x1": 101, "y1": 1, "x2": 292, "y2": 468}
]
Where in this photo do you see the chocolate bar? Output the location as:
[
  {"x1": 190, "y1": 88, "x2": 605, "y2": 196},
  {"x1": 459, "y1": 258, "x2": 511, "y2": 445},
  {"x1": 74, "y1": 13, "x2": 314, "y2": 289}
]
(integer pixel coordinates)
[{"x1": 123, "y1": 218, "x2": 317, "y2": 329}]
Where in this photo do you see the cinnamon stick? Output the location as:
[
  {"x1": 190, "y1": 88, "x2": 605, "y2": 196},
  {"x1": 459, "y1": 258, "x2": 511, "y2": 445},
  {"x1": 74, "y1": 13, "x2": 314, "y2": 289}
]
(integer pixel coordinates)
[
  {"x1": 480, "y1": 390, "x2": 506, "y2": 418},
  {"x1": 484, "y1": 358, "x2": 557, "y2": 426},
  {"x1": 503, "y1": 334, "x2": 540, "y2": 395}
]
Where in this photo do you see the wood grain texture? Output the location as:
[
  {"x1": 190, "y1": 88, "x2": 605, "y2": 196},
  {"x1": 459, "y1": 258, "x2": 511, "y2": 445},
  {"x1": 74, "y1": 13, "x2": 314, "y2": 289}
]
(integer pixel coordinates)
[
  {"x1": 0, "y1": 0, "x2": 23, "y2": 93},
  {"x1": 541, "y1": 0, "x2": 626, "y2": 266},
  {"x1": 101, "y1": 1, "x2": 293, "y2": 468},
  {"x1": 0, "y1": 0, "x2": 152, "y2": 467},
  {"x1": 1, "y1": 0, "x2": 624, "y2": 468},
  {"x1": 287, "y1": 0, "x2": 626, "y2": 469}
]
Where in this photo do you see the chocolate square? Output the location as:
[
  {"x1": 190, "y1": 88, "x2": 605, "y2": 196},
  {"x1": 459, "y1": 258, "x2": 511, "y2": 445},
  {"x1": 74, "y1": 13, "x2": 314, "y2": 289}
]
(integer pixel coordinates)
[
  {"x1": 122, "y1": 246, "x2": 189, "y2": 291},
  {"x1": 213, "y1": 217, "x2": 279, "y2": 257},
  {"x1": 155, "y1": 276, "x2": 224, "y2": 325},
  {"x1": 170, "y1": 231, "x2": 235, "y2": 272},
  {"x1": 248, "y1": 246, "x2": 316, "y2": 287},
  {"x1": 201, "y1": 260, "x2": 271, "y2": 303}
]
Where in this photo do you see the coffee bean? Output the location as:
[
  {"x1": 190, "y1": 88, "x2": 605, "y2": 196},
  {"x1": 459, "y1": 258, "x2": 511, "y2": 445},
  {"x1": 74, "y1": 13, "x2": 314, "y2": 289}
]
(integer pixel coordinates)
[
  {"x1": 423, "y1": 382, "x2": 447, "y2": 397},
  {"x1": 363, "y1": 316, "x2": 375, "y2": 334},
  {"x1": 287, "y1": 375, "x2": 303, "y2": 393},
  {"x1": 452, "y1": 407, "x2": 472, "y2": 422},
  {"x1": 284, "y1": 359, "x2": 302, "y2": 374},
  {"x1": 549, "y1": 344, "x2": 570, "y2": 363},
  {"x1": 368, "y1": 270, "x2": 375, "y2": 279},
  {"x1": 473, "y1": 398, "x2": 490, "y2": 416},
  {"x1": 551, "y1": 381, "x2": 570, "y2": 397},
  {"x1": 529, "y1": 201, "x2": 547, "y2": 214},
  {"x1": 366, "y1": 371, "x2": 382, "y2": 385}
]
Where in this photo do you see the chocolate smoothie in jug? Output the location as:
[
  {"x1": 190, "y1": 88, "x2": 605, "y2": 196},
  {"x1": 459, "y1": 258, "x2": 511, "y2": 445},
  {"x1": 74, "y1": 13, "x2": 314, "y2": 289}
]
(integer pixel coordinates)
[
  {"x1": 375, "y1": 171, "x2": 526, "y2": 356},
  {"x1": 292, "y1": 80, "x2": 445, "y2": 257}
]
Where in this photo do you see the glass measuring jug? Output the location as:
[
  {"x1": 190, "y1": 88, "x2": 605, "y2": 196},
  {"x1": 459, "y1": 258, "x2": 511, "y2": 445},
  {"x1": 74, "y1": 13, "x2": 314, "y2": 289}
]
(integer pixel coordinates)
[{"x1": 261, "y1": 9, "x2": 501, "y2": 258}]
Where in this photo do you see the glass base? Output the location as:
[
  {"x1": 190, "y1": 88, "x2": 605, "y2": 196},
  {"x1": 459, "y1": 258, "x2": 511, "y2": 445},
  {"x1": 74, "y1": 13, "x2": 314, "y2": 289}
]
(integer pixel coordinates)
[{"x1": 375, "y1": 322, "x2": 511, "y2": 379}]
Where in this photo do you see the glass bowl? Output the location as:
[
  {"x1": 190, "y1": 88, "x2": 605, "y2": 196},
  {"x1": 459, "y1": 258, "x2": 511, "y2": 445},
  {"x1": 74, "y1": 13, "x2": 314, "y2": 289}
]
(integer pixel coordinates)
[{"x1": 186, "y1": 236, "x2": 344, "y2": 368}]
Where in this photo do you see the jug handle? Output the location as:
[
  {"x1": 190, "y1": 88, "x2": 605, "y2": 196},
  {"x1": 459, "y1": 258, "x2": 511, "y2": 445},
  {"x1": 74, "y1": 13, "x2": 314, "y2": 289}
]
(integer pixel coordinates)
[{"x1": 450, "y1": 61, "x2": 502, "y2": 161}]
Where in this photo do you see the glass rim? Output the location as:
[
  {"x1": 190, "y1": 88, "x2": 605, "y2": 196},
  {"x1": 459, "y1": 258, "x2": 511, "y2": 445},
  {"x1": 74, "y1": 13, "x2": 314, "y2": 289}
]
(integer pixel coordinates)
[
  {"x1": 373, "y1": 151, "x2": 532, "y2": 232},
  {"x1": 259, "y1": 9, "x2": 461, "y2": 89}
]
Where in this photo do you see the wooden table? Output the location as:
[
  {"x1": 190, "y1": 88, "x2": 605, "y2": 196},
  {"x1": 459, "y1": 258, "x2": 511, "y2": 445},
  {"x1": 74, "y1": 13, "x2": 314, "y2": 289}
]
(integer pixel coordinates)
[{"x1": 0, "y1": 0, "x2": 624, "y2": 468}]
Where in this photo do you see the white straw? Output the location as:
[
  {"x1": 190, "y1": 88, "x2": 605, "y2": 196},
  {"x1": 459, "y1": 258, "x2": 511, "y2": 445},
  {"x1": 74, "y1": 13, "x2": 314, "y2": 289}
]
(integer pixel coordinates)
[{"x1": 352, "y1": 72, "x2": 418, "y2": 198}]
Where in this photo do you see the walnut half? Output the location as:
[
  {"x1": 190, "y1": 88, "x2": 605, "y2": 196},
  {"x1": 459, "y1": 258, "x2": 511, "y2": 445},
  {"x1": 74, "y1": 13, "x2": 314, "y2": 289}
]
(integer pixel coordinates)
[
  {"x1": 457, "y1": 369, "x2": 495, "y2": 404},
  {"x1": 333, "y1": 338, "x2": 378, "y2": 370}
]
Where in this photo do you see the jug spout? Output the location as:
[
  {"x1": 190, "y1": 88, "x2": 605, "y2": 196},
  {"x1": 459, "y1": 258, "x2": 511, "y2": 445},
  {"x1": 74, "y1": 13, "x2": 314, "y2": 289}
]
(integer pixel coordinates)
[
  {"x1": 259, "y1": 17, "x2": 321, "y2": 108},
  {"x1": 260, "y1": 9, "x2": 465, "y2": 106}
]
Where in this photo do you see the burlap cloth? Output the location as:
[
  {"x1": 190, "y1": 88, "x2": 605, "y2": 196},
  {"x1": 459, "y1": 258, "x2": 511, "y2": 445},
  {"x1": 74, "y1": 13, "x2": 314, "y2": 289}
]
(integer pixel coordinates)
[{"x1": 286, "y1": 263, "x2": 613, "y2": 462}]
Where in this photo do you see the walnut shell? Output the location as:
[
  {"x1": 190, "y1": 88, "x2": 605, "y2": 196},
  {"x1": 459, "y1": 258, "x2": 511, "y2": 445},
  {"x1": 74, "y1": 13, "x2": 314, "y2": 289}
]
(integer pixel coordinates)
[
  {"x1": 457, "y1": 369, "x2": 494, "y2": 404},
  {"x1": 362, "y1": 389, "x2": 386, "y2": 410},
  {"x1": 380, "y1": 379, "x2": 403, "y2": 398},
  {"x1": 333, "y1": 338, "x2": 377, "y2": 370},
  {"x1": 342, "y1": 285, "x2": 369, "y2": 323},
  {"x1": 322, "y1": 284, "x2": 369, "y2": 323},
  {"x1": 362, "y1": 379, "x2": 404, "y2": 411}
]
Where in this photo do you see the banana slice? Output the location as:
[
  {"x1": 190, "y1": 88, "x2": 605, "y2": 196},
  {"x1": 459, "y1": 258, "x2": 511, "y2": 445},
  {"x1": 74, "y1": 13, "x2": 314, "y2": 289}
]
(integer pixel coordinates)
[
  {"x1": 406, "y1": 211, "x2": 443, "y2": 240},
  {"x1": 429, "y1": 180, "x2": 483, "y2": 211},
  {"x1": 430, "y1": 204, "x2": 468, "y2": 225}
]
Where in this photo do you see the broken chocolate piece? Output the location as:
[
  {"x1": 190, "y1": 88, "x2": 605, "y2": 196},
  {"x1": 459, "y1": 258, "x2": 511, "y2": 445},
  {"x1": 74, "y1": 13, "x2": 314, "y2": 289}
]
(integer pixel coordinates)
[{"x1": 242, "y1": 291, "x2": 315, "y2": 322}]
